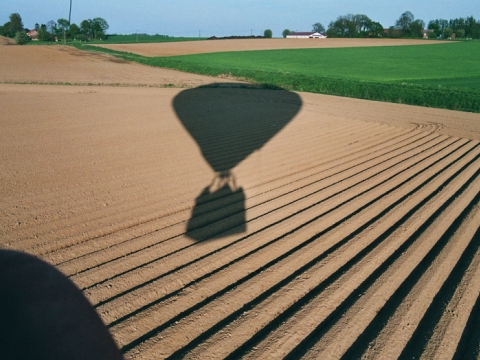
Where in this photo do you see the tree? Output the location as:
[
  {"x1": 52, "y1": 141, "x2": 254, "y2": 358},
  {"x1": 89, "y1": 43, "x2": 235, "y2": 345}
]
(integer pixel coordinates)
[
  {"x1": 1, "y1": 13, "x2": 23, "y2": 38},
  {"x1": 327, "y1": 17, "x2": 350, "y2": 37},
  {"x1": 368, "y1": 21, "x2": 384, "y2": 37},
  {"x1": 69, "y1": 23, "x2": 80, "y2": 39},
  {"x1": 92, "y1": 17, "x2": 109, "y2": 39},
  {"x1": 57, "y1": 18, "x2": 70, "y2": 33},
  {"x1": 456, "y1": 29, "x2": 465, "y2": 38},
  {"x1": 312, "y1": 22, "x2": 325, "y2": 33},
  {"x1": 80, "y1": 19, "x2": 93, "y2": 39},
  {"x1": 282, "y1": 29, "x2": 291, "y2": 38},
  {"x1": 395, "y1": 11, "x2": 414, "y2": 36},
  {"x1": 443, "y1": 27, "x2": 454, "y2": 38},
  {"x1": 388, "y1": 26, "x2": 399, "y2": 37},
  {"x1": 15, "y1": 31, "x2": 30, "y2": 45},
  {"x1": 428, "y1": 19, "x2": 448, "y2": 37},
  {"x1": 79, "y1": 18, "x2": 109, "y2": 40},
  {"x1": 46, "y1": 20, "x2": 57, "y2": 38},
  {"x1": 354, "y1": 14, "x2": 372, "y2": 35},
  {"x1": 264, "y1": 29, "x2": 272, "y2": 38},
  {"x1": 427, "y1": 21, "x2": 440, "y2": 37},
  {"x1": 410, "y1": 19, "x2": 425, "y2": 38},
  {"x1": 37, "y1": 24, "x2": 51, "y2": 42},
  {"x1": 0, "y1": 23, "x2": 11, "y2": 37},
  {"x1": 326, "y1": 14, "x2": 375, "y2": 38},
  {"x1": 9, "y1": 13, "x2": 23, "y2": 34},
  {"x1": 449, "y1": 17, "x2": 466, "y2": 32},
  {"x1": 465, "y1": 16, "x2": 480, "y2": 38},
  {"x1": 57, "y1": 18, "x2": 70, "y2": 42}
]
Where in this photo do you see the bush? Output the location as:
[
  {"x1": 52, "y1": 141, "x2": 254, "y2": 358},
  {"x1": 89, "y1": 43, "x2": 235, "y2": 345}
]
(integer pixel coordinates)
[
  {"x1": 456, "y1": 29, "x2": 465, "y2": 38},
  {"x1": 14, "y1": 31, "x2": 30, "y2": 45},
  {"x1": 95, "y1": 30, "x2": 106, "y2": 40},
  {"x1": 75, "y1": 34, "x2": 89, "y2": 42},
  {"x1": 443, "y1": 27, "x2": 454, "y2": 38}
]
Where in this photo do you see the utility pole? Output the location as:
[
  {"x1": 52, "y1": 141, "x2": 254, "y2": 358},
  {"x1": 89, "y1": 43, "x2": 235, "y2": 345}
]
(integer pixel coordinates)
[
  {"x1": 67, "y1": 0, "x2": 72, "y2": 45},
  {"x1": 68, "y1": 0, "x2": 72, "y2": 25},
  {"x1": 136, "y1": 30, "x2": 138, "y2": 43}
]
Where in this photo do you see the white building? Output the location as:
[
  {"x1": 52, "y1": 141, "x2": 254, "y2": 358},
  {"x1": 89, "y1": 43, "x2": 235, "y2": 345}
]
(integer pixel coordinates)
[{"x1": 286, "y1": 32, "x2": 327, "y2": 39}]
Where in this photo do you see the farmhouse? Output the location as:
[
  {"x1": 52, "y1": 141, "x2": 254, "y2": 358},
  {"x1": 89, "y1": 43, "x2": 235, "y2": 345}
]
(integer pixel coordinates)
[
  {"x1": 286, "y1": 31, "x2": 327, "y2": 39},
  {"x1": 27, "y1": 29, "x2": 38, "y2": 40}
]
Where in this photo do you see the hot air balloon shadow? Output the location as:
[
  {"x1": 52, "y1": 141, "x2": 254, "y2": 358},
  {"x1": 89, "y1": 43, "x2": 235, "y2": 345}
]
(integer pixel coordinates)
[{"x1": 173, "y1": 83, "x2": 302, "y2": 241}]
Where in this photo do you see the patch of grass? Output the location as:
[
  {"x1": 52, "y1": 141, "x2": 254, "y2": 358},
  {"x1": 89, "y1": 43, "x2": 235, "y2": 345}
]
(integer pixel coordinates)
[
  {"x1": 405, "y1": 75, "x2": 480, "y2": 90},
  {"x1": 163, "y1": 41, "x2": 480, "y2": 85}
]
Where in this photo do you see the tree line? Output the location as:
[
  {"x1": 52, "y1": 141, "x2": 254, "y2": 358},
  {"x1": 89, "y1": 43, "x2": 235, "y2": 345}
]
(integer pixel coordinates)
[
  {"x1": 0, "y1": 13, "x2": 109, "y2": 44},
  {"x1": 2, "y1": 11, "x2": 479, "y2": 44},
  {"x1": 282, "y1": 11, "x2": 480, "y2": 39}
]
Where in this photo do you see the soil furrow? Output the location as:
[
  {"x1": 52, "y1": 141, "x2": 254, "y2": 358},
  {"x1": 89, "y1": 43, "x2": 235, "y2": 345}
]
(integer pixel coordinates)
[
  {"x1": 301, "y1": 171, "x2": 480, "y2": 359},
  {"x1": 404, "y1": 211, "x2": 480, "y2": 359},
  {"x1": 74, "y1": 132, "x2": 458, "y2": 298},
  {"x1": 117, "y1": 141, "x2": 480, "y2": 358},
  {"x1": 333, "y1": 182, "x2": 480, "y2": 360},
  {"x1": 243, "y1": 156, "x2": 479, "y2": 359},
  {"x1": 8, "y1": 122, "x2": 404, "y2": 263},
  {"x1": 178, "y1": 148, "x2": 480, "y2": 359}
]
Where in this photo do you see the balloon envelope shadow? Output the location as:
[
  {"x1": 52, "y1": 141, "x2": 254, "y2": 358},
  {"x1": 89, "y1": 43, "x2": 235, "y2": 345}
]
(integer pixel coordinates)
[
  {"x1": 0, "y1": 250, "x2": 123, "y2": 360},
  {"x1": 173, "y1": 83, "x2": 302, "y2": 241}
]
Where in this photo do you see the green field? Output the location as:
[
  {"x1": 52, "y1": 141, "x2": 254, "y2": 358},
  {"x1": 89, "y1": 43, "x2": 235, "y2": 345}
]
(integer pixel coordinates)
[
  {"x1": 164, "y1": 41, "x2": 480, "y2": 89},
  {"x1": 81, "y1": 40, "x2": 480, "y2": 112}
]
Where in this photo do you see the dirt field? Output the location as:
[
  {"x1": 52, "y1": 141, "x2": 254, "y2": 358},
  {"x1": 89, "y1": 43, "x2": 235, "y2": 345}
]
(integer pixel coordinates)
[
  {"x1": 1, "y1": 41, "x2": 480, "y2": 359},
  {"x1": 0, "y1": 44, "x2": 238, "y2": 87},
  {"x1": 0, "y1": 35, "x2": 16, "y2": 45},
  {"x1": 93, "y1": 38, "x2": 445, "y2": 57}
]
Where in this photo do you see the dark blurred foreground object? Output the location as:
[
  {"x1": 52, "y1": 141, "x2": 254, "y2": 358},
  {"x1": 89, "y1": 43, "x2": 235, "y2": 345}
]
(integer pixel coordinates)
[{"x1": 0, "y1": 250, "x2": 123, "y2": 360}]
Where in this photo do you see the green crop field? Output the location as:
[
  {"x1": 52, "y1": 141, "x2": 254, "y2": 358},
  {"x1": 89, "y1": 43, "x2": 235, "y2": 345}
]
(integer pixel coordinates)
[
  {"x1": 81, "y1": 40, "x2": 480, "y2": 112},
  {"x1": 164, "y1": 41, "x2": 480, "y2": 89}
]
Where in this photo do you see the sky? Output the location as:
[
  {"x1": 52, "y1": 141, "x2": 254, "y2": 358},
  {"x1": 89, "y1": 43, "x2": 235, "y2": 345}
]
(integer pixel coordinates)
[{"x1": 1, "y1": 0, "x2": 478, "y2": 38}]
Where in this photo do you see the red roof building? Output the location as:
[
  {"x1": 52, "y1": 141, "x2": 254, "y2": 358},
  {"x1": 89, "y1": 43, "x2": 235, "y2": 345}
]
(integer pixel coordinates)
[{"x1": 27, "y1": 29, "x2": 38, "y2": 40}]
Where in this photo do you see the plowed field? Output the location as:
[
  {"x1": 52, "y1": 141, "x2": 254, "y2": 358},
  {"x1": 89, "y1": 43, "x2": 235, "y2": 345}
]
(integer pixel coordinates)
[
  {"x1": 1, "y1": 42, "x2": 479, "y2": 359},
  {"x1": 93, "y1": 38, "x2": 444, "y2": 57},
  {"x1": 0, "y1": 44, "x2": 237, "y2": 87}
]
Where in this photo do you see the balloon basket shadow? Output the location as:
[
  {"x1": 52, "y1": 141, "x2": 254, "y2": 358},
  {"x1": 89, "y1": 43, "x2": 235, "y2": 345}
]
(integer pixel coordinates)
[{"x1": 186, "y1": 172, "x2": 246, "y2": 241}]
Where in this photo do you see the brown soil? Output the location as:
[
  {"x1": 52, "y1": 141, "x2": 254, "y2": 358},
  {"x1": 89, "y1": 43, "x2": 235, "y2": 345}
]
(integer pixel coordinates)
[
  {"x1": 93, "y1": 38, "x2": 446, "y2": 56},
  {"x1": 0, "y1": 45, "x2": 238, "y2": 87},
  {"x1": 0, "y1": 35, "x2": 16, "y2": 45},
  {"x1": 1, "y1": 40, "x2": 479, "y2": 359}
]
